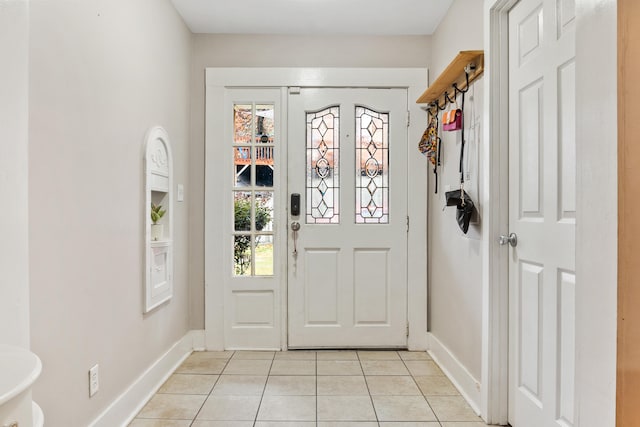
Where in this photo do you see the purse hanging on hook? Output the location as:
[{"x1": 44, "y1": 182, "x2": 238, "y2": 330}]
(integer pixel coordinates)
[{"x1": 442, "y1": 92, "x2": 463, "y2": 132}]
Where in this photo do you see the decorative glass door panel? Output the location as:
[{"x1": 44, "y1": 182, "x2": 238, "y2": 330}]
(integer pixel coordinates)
[
  {"x1": 306, "y1": 106, "x2": 340, "y2": 224},
  {"x1": 355, "y1": 106, "x2": 389, "y2": 224},
  {"x1": 232, "y1": 103, "x2": 275, "y2": 276}
]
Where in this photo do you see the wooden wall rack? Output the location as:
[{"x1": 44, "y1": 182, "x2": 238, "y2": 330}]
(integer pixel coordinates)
[{"x1": 416, "y1": 50, "x2": 485, "y2": 106}]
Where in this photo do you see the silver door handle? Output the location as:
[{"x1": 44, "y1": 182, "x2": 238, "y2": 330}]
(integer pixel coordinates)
[
  {"x1": 291, "y1": 222, "x2": 300, "y2": 256},
  {"x1": 499, "y1": 233, "x2": 517, "y2": 247}
]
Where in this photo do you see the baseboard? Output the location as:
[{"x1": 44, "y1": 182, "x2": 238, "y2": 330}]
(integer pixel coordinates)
[
  {"x1": 427, "y1": 332, "x2": 482, "y2": 415},
  {"x1": 89, "y1": 329, "x2": 204, "y2": 427}
]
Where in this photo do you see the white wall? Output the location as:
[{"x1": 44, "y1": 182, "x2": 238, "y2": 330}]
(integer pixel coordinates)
[
  {"x1": 189, "y1": 34, "x2": 433, "y2": 327},
  {"x1": 428, "y1": 0, "x2": 484, "y2": 381},
  {"x1": 575, "y1": 0, "x2": 617, "y2": 425},
  {"x1": 28, "y1": 1, "x2": 192, "y2": 425},
  {"x1": 0, "y1": 0, "x2": 30, "y2": 349}
]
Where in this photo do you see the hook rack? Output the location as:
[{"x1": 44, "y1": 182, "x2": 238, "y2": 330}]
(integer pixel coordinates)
[{"x1": 416, "y1": 50, "x2": 484, "y2": 108}]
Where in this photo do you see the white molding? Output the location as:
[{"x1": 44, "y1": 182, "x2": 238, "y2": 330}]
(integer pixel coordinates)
[
  {"x1": 204, "y1": 68, "x2": 429, "y2": 351},
  {"x1": 480, "y1": 0, "x2": 516, "y2": 424},
  {"x1": 427, "y1": 332, "x2": 482, "y2": 416},
  {"x1": 88, "y1": 330, "x2": 203, "y2": 427}
]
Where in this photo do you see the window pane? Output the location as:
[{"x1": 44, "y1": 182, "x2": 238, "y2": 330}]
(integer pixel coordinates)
[
  {"x1": 234, "y1": 147, "x2": 252, "y2": 187},
  {"x1": 234, "y1": 104, "x2": 253, "y2": 144},
  {"x1": 256, "y1": 104, "x2": 275, "y2": 143},
  {"x1": 255, "y1": 191, "x2": 274, "y2": 232},
  {"x1": 355, "y1": 106, "x2": 389, "y2": 224},
  {"x1": 306, "y1": 106, "x2": 340, "y2": 224},
  {"x1": 234, "y1": 235, "x2": 252, "y2": 276},
  {"x1": 256, "y1": 145, "x2": 274, "y2": 187},
  {"x1": 255, "y1": 237, "x2": 274, "y2": 276},
  {"x1": 234, "y1": 191, "x2": 252, "y2": 231}
]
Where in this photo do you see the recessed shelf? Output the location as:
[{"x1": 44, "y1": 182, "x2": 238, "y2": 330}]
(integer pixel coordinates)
[{"x1": 416, "y1": 50, "x2": 485, "y2": 105}]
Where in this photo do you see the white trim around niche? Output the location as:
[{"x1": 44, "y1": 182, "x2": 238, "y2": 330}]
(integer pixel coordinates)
[{"x1": 204, "y1": 68, "x2": 429, "y2": 352}]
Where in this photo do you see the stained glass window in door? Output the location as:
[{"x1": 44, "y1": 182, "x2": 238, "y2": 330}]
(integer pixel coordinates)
[
  {"x1": 306, "y1": 106, "x2": 340, "y2": 224},
  {"x1": 355, "y1": 106, "x2": 389, "y2": 224}
]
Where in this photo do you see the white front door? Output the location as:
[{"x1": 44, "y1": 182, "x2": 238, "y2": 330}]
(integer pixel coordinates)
[
  {"x1": 287, "y1": 88, "x2": 408, "y2": 348},
  {"x1": 508, "y1": 0, "x2": 576, "y2": 426}
]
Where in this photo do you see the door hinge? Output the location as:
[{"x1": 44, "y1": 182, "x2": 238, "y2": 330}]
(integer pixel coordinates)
[
  {"x1": 406, "y1": 215, "x2": 410, "y2": 232},
  {"x1": 406, "y1": 110, "x2": 411, "y2": 127},
  {"x1": 406, "y1": 323, "x2": 410, "y2": 337},
  {"x1": 289, "y1": 87, "x2": 301, "y2": 95}
]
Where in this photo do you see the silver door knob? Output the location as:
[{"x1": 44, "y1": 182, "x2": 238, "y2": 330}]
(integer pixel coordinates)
[{"x1": 499, "y1": 232, "x2": 518, "y2": 247}]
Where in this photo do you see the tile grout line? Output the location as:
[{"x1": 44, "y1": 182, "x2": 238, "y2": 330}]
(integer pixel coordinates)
[
  {"x1": 188, "y1": 350, "x2": 234, "y2": 427},
  {"x1": 251, "y1": 351, "x2": 275, "y2": 426},
  {"x1": 358, "y1": 350, "x2": 381, "y2": 426},
  {"x1": 401, "y1": 352, "x2": 444, "y2": 426}
]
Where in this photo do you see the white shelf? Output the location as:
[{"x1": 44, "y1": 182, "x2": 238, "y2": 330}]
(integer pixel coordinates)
[{"x1": 0, "y1": 345, "x2": 42, "y2": 406}]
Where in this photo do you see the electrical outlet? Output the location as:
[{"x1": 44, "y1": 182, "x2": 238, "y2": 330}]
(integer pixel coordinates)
[{"x1": 89, "y1": 364, "x2": 99, "y2": 397}]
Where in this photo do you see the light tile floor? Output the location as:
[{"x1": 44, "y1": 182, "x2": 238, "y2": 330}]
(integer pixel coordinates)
[{"x1": 130, "y1": 350, "x2": 492, "y2": 427}]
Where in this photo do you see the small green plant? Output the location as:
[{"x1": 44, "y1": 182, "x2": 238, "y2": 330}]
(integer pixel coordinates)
[{"x1": 150, "y1": 203, "x2": 166, "y2": 224}]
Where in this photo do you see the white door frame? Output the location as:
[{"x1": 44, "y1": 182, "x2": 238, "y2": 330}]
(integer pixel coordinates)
[
  {"x1": 204, "y1": 68, "x2": 429, "y2": 351},
  {"x1": 482, "y1": 0, "x2": 519, "y2": 424}
]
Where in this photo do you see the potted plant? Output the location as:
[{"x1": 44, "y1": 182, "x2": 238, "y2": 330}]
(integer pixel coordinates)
[{"x1": 150, "y1": 203, "x2": 166, "y2": 241}]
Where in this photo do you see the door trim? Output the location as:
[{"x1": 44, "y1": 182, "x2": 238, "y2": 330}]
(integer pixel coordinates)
[
  {"x1": 204, "y1": 68, "x2": 429, "y2": 351},
  {"x1": 483, "y1": 1, "x2": 518, "y2": 424}
]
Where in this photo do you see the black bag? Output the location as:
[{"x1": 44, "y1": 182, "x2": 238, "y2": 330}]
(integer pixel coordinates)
[{"x1": 445, "y1": 189, "x2": 475, "y2": 234}]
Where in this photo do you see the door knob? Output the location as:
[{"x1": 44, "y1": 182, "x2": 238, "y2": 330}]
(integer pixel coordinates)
[{"x1": 499, "y1": 232, "x2": 518, "y2": 247}]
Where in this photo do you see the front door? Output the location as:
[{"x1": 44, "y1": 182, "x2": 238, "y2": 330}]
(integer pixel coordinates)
[
  {"x1": 508, "y1": 0, "x2": 576, "y2": 425},
  {"x1": 287, "y1": 88, "x2": 408, "y2": 348}
]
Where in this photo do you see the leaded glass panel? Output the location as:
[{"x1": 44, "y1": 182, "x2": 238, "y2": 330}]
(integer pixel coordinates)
[
  {"x1": 355, "y1": 106, "x2": 389, "y2": 224},
  {"x1": 306, "y1": 106, "x2": 340, "y2": 224}
]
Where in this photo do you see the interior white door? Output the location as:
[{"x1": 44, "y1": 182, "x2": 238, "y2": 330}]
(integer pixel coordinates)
[
  {"x1": 287, "y1": 88, "x2": 408, "y2": 348},
  {"x1": 508, "y1": 0, "x2": 576, "y2": 426}
]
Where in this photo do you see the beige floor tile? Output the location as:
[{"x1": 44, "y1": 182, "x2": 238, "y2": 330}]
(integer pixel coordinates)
[
  {"x1": 223, "y1": 359, "x2": 273, "y2": 375},
  {"x1": 398, "y1": 351, "x2": 432, "y2": 361},
  {"x1": 274, "y1": 350, "x2": 317, "y2": 360},
  {"x1": 257, "y1": 395, "x2": 316, "y2": 421},
  {"x1": 191, "y1": 422, "x2": 253, "y2": 427},
  {"x1": 232, "y1": 351, "x2": 276, "y2": 360},
  {"x1": 318, "y1": 360, "x2": 364, "y2": 375},
  {"x1": 264, "y1": 375, "x2": 316, "y2": 395},
  {"x1": 427, "y1": 396, "x2": 481, "y2": 422},
  {"x1": 316, "y1": 350, "x2": 359, "y2": 360},
  {"x1": 270, "y1": 359, "x2": 316, "y2": 375},
  {"x1": 175, "y1": 354, "x2": 228, "y2": 375},
  {"x1": 255, "y1": 423, "x2": 316, "y2": 427},
  {"x1": 361, "y1": 360, "x2": 409, "y2": 376},
  {"x1": 357, "y1": 350, "x2": 401, "y2": 360},
  {"x1": 317, "y1": 375, "x2": 369, "y2": 395},
  {"x1": 440, "y1": 422, "x2": 490, "y2": 427},
  {"x1": 404, "y1": 360, "x2": 444, "y2": 376},
  {"x1": 137, "y1": 394, "x2": 207, "y2": 420},
  {"x1": 318, "y1": 423, "x2": 379, "y2": 427},
  {"x1": 379, "y1": 423, "x2": 441, "y2": 426},
  {"x1": 196, "y1": 395, "x2": 261, "y2": 421},
  {"x1": 158, "y1": 374, "x2": 218, "y2": 395},
  {"x1": 414, "y1": 375, "x2": 459, "y2": 396},
  {"x1": 211, "y1": 375, "x2": 267, "y2": 395},
  {"x1": 366, "y1": 375, "x2": 422, "y2": 395},
  {"x1": 128, "y1": 420, "x2": 191, "y2": 427},
  {"x1": 372, "y1": 395, "x2": 437, "y2": 422},
  {"x1": 317, "y1": 396, "x2": 377, "y2": 421}
]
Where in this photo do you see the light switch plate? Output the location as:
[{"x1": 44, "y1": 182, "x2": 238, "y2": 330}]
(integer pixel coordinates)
[{"x1": 177, "y1": 184, "x2": 184, "y2": 202}]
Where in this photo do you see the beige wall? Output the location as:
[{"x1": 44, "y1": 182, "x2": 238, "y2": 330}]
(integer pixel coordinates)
[
  {"x1": 188, "y1": 34, "x2": 432, "y2": 327},
  {"x1": 28, "y1": 1, "x2": 192, "y2": 425},
  {"x1": 0, "y1": 1, "x2": 30, "y2": 349},
  {"x1": 428, "y1": 0, "x2": 484, "y2": 380}
]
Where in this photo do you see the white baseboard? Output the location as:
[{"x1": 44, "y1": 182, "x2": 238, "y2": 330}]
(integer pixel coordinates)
[
  {"x1": 89, "y1": 329, "x2": 204, "y2": 427},
  {"x1": 427, "y1": 332, "x2": 482, "y2": 416}
]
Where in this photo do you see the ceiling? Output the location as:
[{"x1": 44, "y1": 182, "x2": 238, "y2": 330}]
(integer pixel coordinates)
[{"x1": 171, "y1": 0, "x2": 453, "y2": 35}]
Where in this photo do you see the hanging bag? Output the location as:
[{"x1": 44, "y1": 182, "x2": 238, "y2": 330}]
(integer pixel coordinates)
[
  {"x1": 442, "y1": 97, "x2": 463, "y2": 132},
  {"x1": 418, "y1": 107, "x2": 442, "y2": 193}
]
